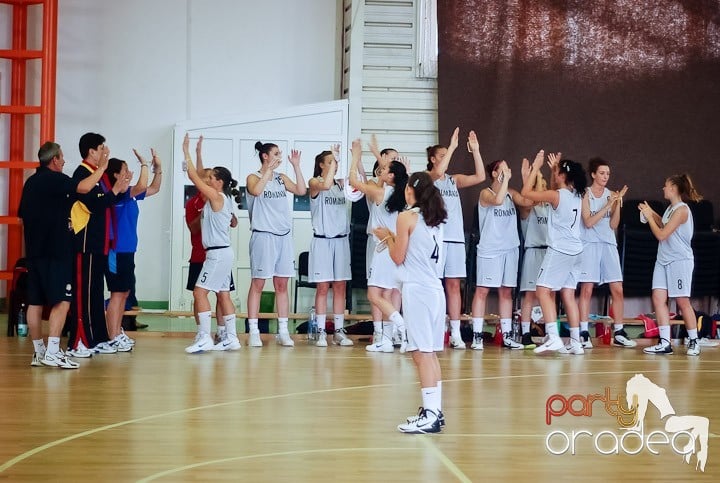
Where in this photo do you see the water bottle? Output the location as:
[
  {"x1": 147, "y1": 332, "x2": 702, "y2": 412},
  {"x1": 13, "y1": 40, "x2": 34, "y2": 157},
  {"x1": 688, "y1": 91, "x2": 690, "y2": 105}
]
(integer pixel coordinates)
[
  {"x1": 17, "y1": 304, "x2": 28, "y2": 337},
  {"x1": 308, "y1": 307, "x2": 317, "y2": 342}
]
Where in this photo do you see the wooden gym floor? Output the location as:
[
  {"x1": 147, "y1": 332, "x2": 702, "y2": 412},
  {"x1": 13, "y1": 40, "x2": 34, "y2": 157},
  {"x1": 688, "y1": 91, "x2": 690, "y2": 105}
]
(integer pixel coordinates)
[{"x1": 1, "y1": 323, "x2": 719, "y2": 482}]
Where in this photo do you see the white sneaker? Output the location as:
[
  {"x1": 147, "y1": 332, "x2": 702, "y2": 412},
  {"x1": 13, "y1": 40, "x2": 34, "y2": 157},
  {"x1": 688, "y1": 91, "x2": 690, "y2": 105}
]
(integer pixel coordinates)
[
  {"x1": 643, "y1": 338, "x2": 673, "y2": 355},
  {"x1": 248, "y1": 331, "x2": 263, "y2": 347},
  {"x1": 613, "y1": 329, "x2": 637, "y2": 348},
  {"x1": 213, "y1": 334, "x2": 241, "y2": 351},
  {"x1": 502, "y1": 333, "x2": 524, "y2": 350},
  {"x1": 449, "y1": 333, "x2": 466, "y2": 350},
  {"x1": 66, "y1": 340, "x2": 93, "y2": 358},
  {"x1": 31, "y1": 351, "x2": 45, "y2": 367},
  {"x1": 316, "y1": 330, "x2": 328, "y2": 347},
  {"x1": 41, "y1": 350, "x2": 80, "y2": 369},
  {"x1": 276, "y1": 331, "x2": 295, "y2": 347},
  {"x1": 686, "y1": 338, "x2": 701, "y2": 356},
  {"x1": 407, "y1": 407, "x2": 446, "y2": 427},
  {"x1": 684, "y1": 337, "x2": 719, "y2": 347},
  {"x1": 109, "y1": 335, "x2": 133, "y2": 352},
  {"x1": 333, "y1": 328, "x2": 354, "y2": 346},
  {"x1": 397, "y1": 408, "x2": 442, "y2": 434},
  {"x1": 580, "y1": 330, "x2": 593, "y2": 349},
  {"x1": 533, "y1": 335, "x2": 564, "y2": 354},
  {"x1": 470, "y1": 332, "x2": 484, "y2": 350},
  {"x1": 558, "y1": 339, "x2": 585, "y2": 355},
  {"x1": 185, "y1": 332, "x2": 214, "y2": 353},
  {"x1": 93, "y1": 341, "x2": 118, "y2": 354},
  {"x1": 120, "y1": 328, "x2": 136, "y2": 346},
  {"x1": 366, "y1": 332, "x2": 394, "y2": 353}
]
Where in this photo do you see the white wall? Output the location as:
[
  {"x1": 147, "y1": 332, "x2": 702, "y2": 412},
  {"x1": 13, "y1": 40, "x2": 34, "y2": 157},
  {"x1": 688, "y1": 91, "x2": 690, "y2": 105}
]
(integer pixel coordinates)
[{"x1": 49, "y1": 0, "x2": 340, "y2": 303}]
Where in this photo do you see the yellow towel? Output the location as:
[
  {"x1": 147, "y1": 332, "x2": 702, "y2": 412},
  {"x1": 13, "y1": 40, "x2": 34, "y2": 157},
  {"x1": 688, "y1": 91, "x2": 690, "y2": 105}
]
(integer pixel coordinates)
[{"x1": 70, "y1": 201, "x2": 91, "y2": 234}]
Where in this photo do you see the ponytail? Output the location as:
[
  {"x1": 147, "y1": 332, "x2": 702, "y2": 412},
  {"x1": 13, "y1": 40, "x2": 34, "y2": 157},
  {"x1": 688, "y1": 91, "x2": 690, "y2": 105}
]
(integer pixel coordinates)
[
  {"x1": 212, "y1": 166, "x2": 239, "y2": 199},
  {"x1": 559, "y1": 159, "x2": 587, "y2": 197},
  {"x1": 385, "y1": 160, "x2": 408, "y2": 213},
  {"x1": 668, "y1": 173, "x2": 703, "y2": 202},
  {"x1": 407, "y1": 172, "x2": 447, "y2": 227}
]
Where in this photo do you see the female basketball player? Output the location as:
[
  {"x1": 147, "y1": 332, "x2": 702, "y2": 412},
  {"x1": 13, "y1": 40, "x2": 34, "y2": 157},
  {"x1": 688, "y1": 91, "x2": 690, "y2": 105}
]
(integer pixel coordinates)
[
  {"x1": 374, "y1": 171, "x2": 447, "y2": 433},
  {"x1": 349, "y1": 139, "x2": 408, "y2": 353},
  {"x1": 246, "y1": 141, "x2": 307, "y2": 347},
  {"x1": 639, "y1": 174, "x2": 703, "y2": 356},
  {"x1": 521, "y1": 151, "x2": 588, "y2": 355},
  {"x1": 471, "y1": 159, "x2": 533, "y2": 350},
  {"x1": 308, "y1": 146, "x2": 353, "y2": 347},
  {"x1": 578, "y1": 158, "x2": 634, "y2": 349},
  {"x1": 427, "y1": 128, "x2": 486, "y2": 349},
  {"x1": 182, "y1": 133, "x2": 239, "y2": 353}
]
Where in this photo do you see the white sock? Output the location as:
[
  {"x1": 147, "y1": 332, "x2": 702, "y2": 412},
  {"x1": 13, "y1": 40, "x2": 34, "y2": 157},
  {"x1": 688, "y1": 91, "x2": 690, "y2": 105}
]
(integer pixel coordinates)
[
  {"x1": 500, "y1": 318, "x2": 512, "y2": 335},
  {"x1": 687, "y1": 328, "x2": 698, "y2": 340},
  {"x1": 333, "y1": 314, "x2": 344, "y2": 330},
  {"x1": 546, "y1": 321, "x2": 559, "y2": 337},
  {"x1": 217, "y1": 325, "x2": 227, "y2": 339},
  {"x1": 198, "y1": 311, "x2": 212, "y2": 335},
  {"x1": 521, "y1": 321, "x2": 531, "y2": 334},
  {"x1": 437, "y1": 381, "x2": 443, "y2": 411},
  {"x1": 316, "y1": 314, "x2": 327, "y2": 334},
  {"x1": 659, "y1": 325, "x2": 671, "y2": 342},
  {"x1": 421, "y1": 386, "x2": 441, "y2": 414},
  {"x1": 614, "y1": 324, "x2": 624, "y2": 332},
  {"x1": 249, "y1": 318, "x2": 259, "y2": 333},
  {"x1": 472, "y1": 317, "x2": 484, "y2": 334},
  {"x1": 33, "y1": 339, "x2": 46, "y2": 353},
  {"x1": 223, "y1": 315, "x2": 236, "y2": 337},
  {"x1": 373, "y1": 321, "x2": 382, "y2": 334},
  {"x1": 449, "y1": 320, "x2": 461, "y2": 336},
  {"x1": 47, "y1": 337, "x2": 60, "y2": 355},
  {"x1": 580, "y1": 321, "x2": 589, "y2": 332},
  {"x1": 382, "y1": 321, "x2": 393, "y2": 337},
  {"x1": 278, "y1": 318, "x2": 289, "y2": 334},
  {"x1": 389, "y1": 311, "x2": 404, "y2": 330},
  {"x1": 569, "y1": 327, "x2": 580, "y2": 342}
]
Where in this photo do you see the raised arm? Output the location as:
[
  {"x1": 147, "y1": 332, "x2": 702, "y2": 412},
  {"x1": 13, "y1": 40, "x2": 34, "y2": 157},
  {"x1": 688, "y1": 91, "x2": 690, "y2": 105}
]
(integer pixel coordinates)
[
  {"x1": 521, "y1": 150, "x2": 559, "y2": 207},
  {"x1": 130, "y1": 148, "x2": 150, "y2": 198},
  {"x1": 309, "y1": 147, "x2": 338, "y2": 198},
  {"x1": 246, "y1": 150, "x2": 280, "y2": 197},
  {"x1": 280, "y1": 149, "x2": 307, "y2": 196},
  {"x1": 195, "y1": 135, "x2": 205, "y2": 172},
  {"x1": 479, "y1": 163, "x2": 511, "y2": 207},
  {"x1": 75, "y1": 153, "x2": 109, "y2": 194},
  {"x1": 349, "y1": 138, "x2": 385, "y2": 202},
  {"x1": 454, "y1": 130, "x2": 487, "y2": 188},
  {"x1": 430, "y1": 127, "x2": 460, "y2": 179},
  {"x1": 183, "y1": 133, "x2": 223, "y2": 207}
]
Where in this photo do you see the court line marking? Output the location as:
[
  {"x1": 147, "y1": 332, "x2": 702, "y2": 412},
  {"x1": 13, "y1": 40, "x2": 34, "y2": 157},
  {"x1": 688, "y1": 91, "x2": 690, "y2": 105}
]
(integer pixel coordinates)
[
  {"x1": 136, "y1": 447, "x2": 418, "y2": 482},
  {"x1": 1, "y1": 368, "x2": 717, "y2": 473},
  {"x1": 419, "y1": 437, "x2": 473, "y2": 483}
]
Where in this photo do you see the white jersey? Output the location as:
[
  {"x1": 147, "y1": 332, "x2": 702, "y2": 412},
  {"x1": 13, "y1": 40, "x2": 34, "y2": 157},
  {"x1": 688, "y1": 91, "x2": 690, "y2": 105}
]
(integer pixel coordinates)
[
  {"x1": 524, "y1": 203, "x2": 550, "y2": 248},
  {"x1": 547, "y1": 189, "x2": 583, "y2": 255},
  {"x1": 369, "y1": 185, "x2": 399, "y2": 242},
  {"x1": 657, "y1": 202, "x2": 694, "y2": 265},
  {"x1": 583, "y1": 187, "x2": 616, "y2": 245},
  {"x1": 246, "y1": 172, "x2": 291, "y2": 235},
  {"x1": 476, "y1": 191, "x2": 519, "y2": 257},
  {"x1": 434, "y1": 174, "x2": 463, "y2": 242},
  {"x1": 365, "y1": 177, "x2": 379, "y2": 235},
  {"x1": 201, "y1": 194, "x2": 234, "y2": 248},
  {"x1": 398, "y1": 209, "x2": 443, "y2": 288},
  {"x1": 310, "y1": 180, "x2": 349, "y2": 238}
]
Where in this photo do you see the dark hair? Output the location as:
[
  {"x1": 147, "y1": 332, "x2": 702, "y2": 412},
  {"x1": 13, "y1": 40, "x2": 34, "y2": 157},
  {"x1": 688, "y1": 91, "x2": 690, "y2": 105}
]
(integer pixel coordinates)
[
  {"x1": 486, "y1": 159, "x2": 503, "y2": 177},
  {"x1": 38, "y1": 141, "x2": 61, "y2": 167},
  {"x1": 380, "y1": 148, "x2": 397, "y2": 158},
  {"x1": 667, "y1": 173, "x2": 703, "y2": 202},
  {"x1": 426, "y1": 144, "x2": 444, "y2": 171},
  {"x1": 313, "y1": 151, "x2": 332, "y2": 178},
  {"x1": 79, "y1": 132, "x2": 105, "y2": 159},
  {"x1": 558, "y1": 159, "x2": 587, "y2": 197},
  {"x1": 588, "y1": 157, "x2": 609, "y2": 175},
  {"x1": 255, "y1": 141, "x2": 278, "y2": 164},
  {"x1": 372, "y1": 160, "x2": 380, "y2": 177},
  {"x1": 106, "y1": 158, "x2": 126, "y2": 187},
  {"x1": 407, "y1": 172, "x2": 447, "y2": 227},
  {"x1": 386, "y1": 160, "x2": 408, "y2": 213},
  {"x1": 212, "y1": 166, "x2": 239, "y2": 199}
]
